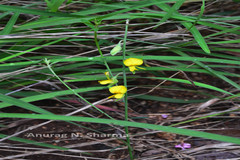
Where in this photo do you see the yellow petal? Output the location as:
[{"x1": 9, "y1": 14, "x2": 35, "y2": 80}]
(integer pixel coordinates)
[
  {"x1": 113, "y1": 93, "x2": 124, "y2": 99},
  {"x1": 108, "y1": 95, "x2": 115, "y2": 99},
  {"x1": 123, "y1": 58, "x2": 143, "y2": 67},
  {"x1": 108, "y1": 93, "x2": 124, "y2": 99},
  {"x1": 136, "y1": 66, "x2": 145, "y2": 70},
  {"x1": 129, "y1": 66, "x2": 137, "y2": 72},
  {"x1": 98, "y1": 79, "x2": 114, "y2": 85},
  {"x1": 109, "y1": 85, "x2": 127, "y2": 94}
]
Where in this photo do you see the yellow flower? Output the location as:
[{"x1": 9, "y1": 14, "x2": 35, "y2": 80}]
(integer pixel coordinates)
[
  {"x1": 108, "y1": 85, "x2": 127, "y2": 99},
  {"x1": 98, "y1": 72, "x2": 117, "y2": 85},
  {"x1": 98, "y1": 79, "x2": 114, "y2": 85},
  {"x1": 123, "y1": 58, "x2": 144, "y2": 74}
]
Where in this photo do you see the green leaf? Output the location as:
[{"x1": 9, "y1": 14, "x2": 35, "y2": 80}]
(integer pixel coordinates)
[{"x1": 182, "y1": 21, "x2": 211, "y2": 54}]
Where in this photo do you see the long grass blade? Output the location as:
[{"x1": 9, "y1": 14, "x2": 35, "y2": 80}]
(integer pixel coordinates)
[{"x1": 1, "y1": 113, "x2": 240, "y2": 145}]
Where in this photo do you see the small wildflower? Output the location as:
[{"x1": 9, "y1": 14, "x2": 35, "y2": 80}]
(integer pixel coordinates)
[
  {"x1": 98, "y1": 72, "x2": 118, "y2": 86},
  {"x1": 98, "y1": 79, "x2": 114, "y2": 85},
  {"x1": 161, "y1": 114, "x2": 168, "y2": 119},
  {"x1": 123, "y1": 58, "x2": 144, "y2": 74},
  {"x1": 175, "y1": 143, "x2": 191, "y2": 150},
  {"x1": 108, "y1": 85, "x2": 127, "y2": 99}
]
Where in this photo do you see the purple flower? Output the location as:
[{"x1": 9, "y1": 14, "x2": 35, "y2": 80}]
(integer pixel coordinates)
[
  {"x1": 175, "y1": 143, "x2": 191, "y2": 150},
  {"x1": 161, "y1": 114, "x2": 168, "y2": 119}
]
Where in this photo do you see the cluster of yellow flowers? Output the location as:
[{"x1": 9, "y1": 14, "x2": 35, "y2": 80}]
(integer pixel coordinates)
[{"x1": 98, "y1": 58, "x2": 144, "y2": 100}]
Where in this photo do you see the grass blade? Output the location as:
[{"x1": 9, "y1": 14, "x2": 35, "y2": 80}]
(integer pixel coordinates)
[
  {"x1": 181, "y1": 21, "x2": 211, "y2": 54},
  {"x1": 1, "y1": 113, "x2": 240, "y2": 145},
  {"x1": 0, "y1": 12, "x2": 19, "y2": 35},
  {"x1": 146, "y1": 77, "x2": 234, "y2": 96},
  {"x1": 0, "y1": 86, "x2": 106, "y2": 108},
  {"x1": 0, "y1": 93, "x2": 52, "y2": 114},
  {"x1": 0, "y1": 4, "x2": 80, "y2": 18}
]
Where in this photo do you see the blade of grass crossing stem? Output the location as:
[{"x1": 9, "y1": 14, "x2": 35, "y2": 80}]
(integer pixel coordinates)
[
  {"x1": 173, "y1": 50, "x2": 240, "y2": 90},
  {"x1": 154, "y1": 0, "x2": 185, "y2": 28},
  {"x1": 0, "y1": 133, "x2": 68, "y2": 150},
  {"x1": 1, "y1": 113, "x2": 240, "y2": 145},
  {"x1": 0, "y1": 93, "x2": 53, "y2": 114},
  {"x1": 0, "y1": 12, "x2": 19, "y2": 35},
  {"x1": 122, "y1": 19, "x2": 133, "y2": 159}
]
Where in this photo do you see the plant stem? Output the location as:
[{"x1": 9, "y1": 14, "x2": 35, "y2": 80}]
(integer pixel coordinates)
[
  {"x1": 122, "y1": 19, "x2": 134, "y2": 160},
  {"x1": 94, "y1": 28, "x2": 114, "y2": 78}
]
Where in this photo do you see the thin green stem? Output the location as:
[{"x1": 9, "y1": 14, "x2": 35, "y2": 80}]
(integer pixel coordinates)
[
  {"x1": 122, "y1": 19, "x2": 134, "y2": 160},
  {"x1": 45, "y1": 59, "x2": 114, "y2": 120},
  {"x1": 94, "y1": 28, "x2": 114, "y2": 78}
]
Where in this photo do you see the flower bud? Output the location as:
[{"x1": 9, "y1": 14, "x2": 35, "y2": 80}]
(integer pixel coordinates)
[{"x1": 110, "y1": 40, "x2": 122, "y2": 56}]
